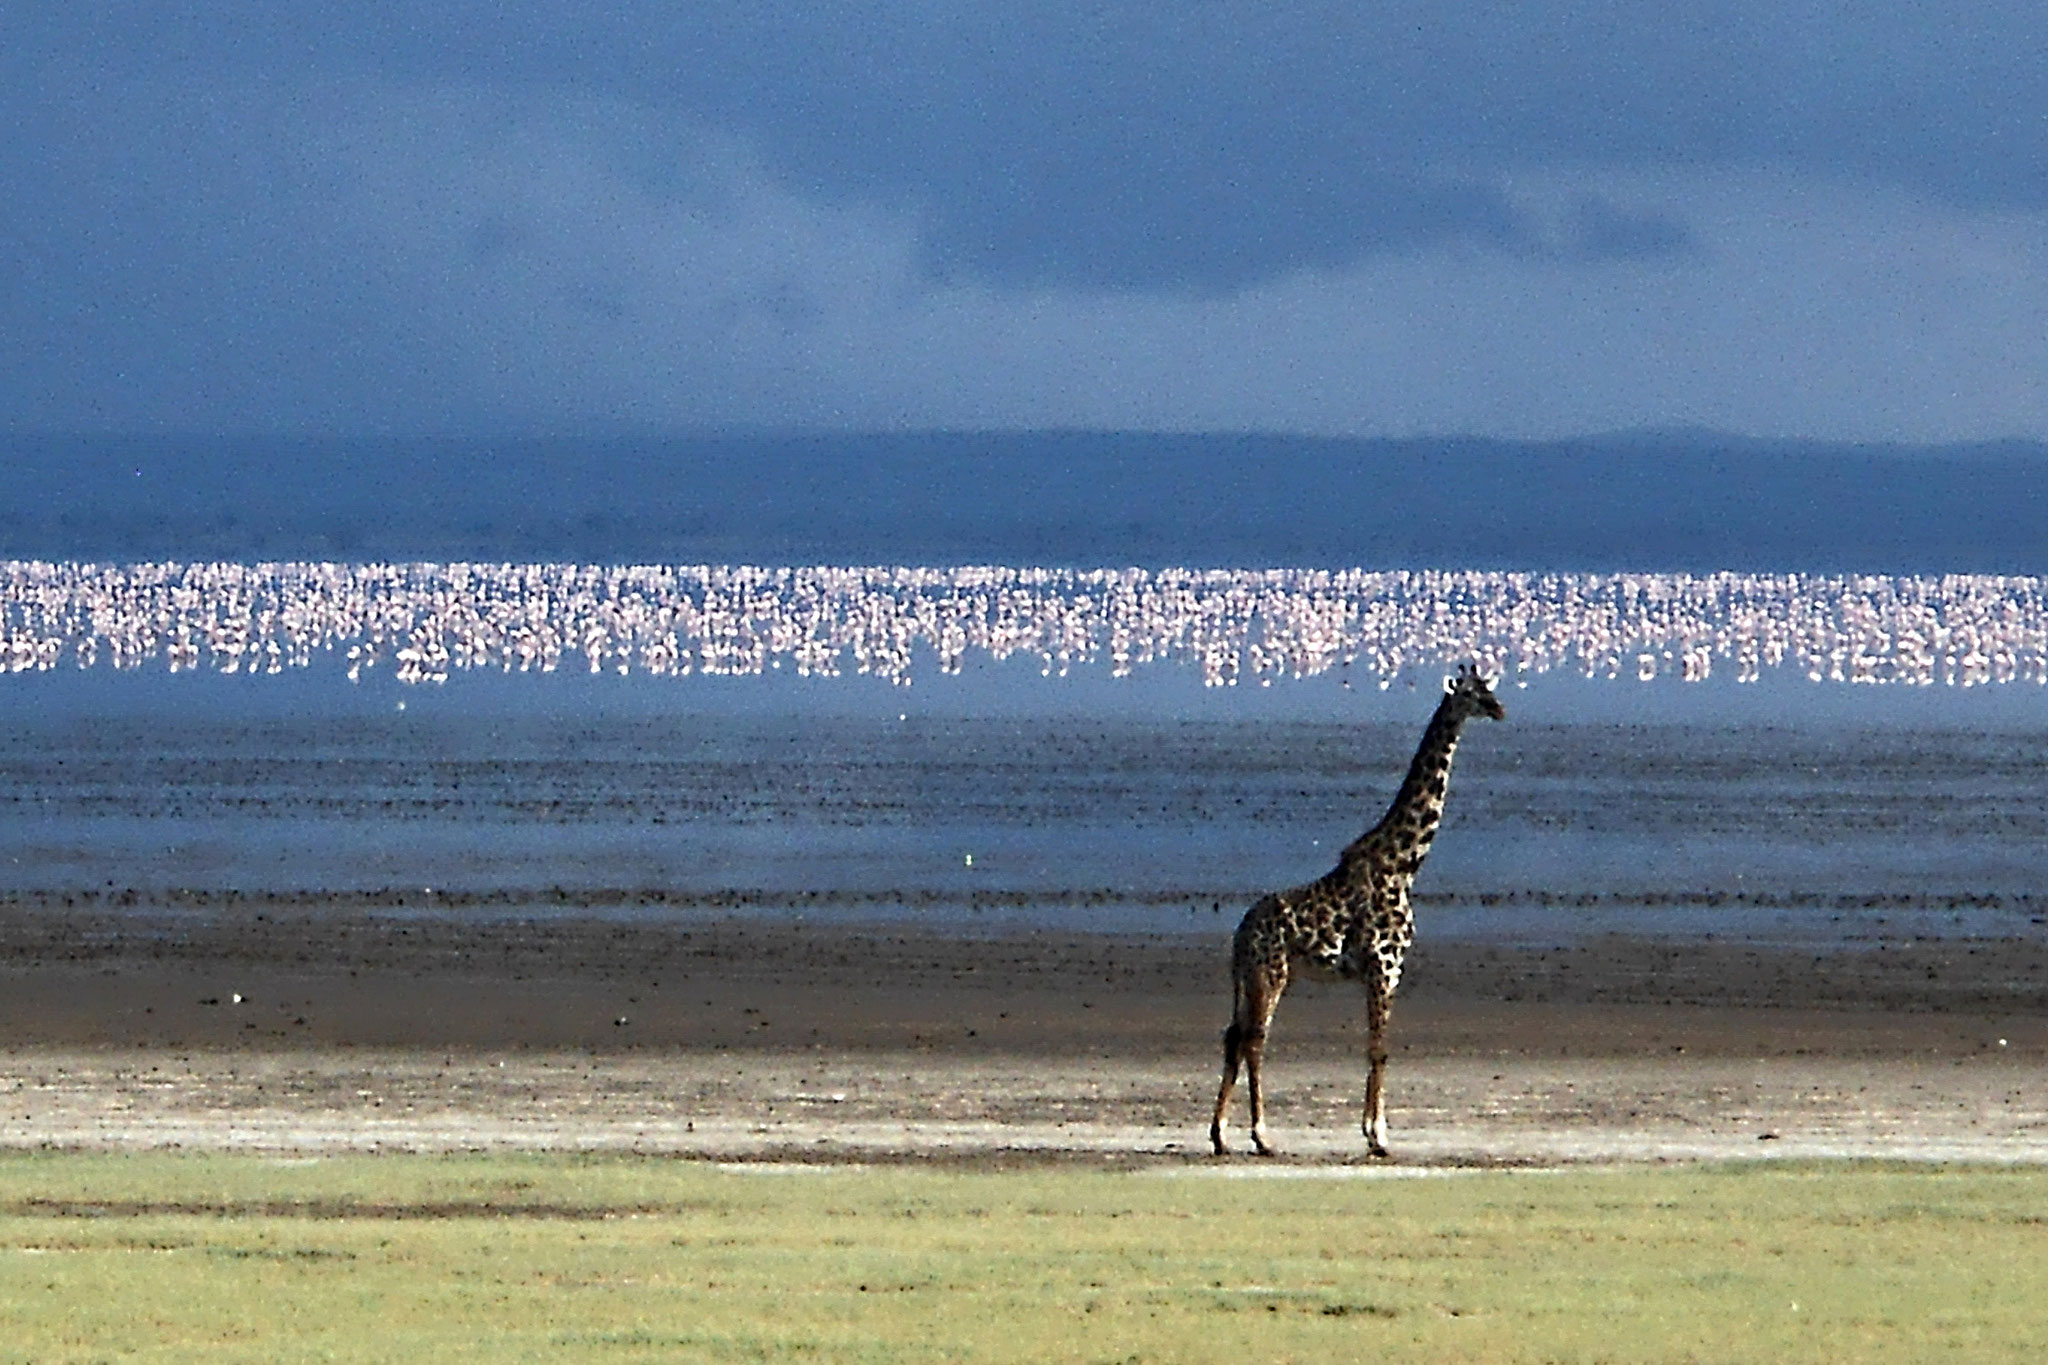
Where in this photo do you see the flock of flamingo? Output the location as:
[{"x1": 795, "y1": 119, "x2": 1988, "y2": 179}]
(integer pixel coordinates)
[{"x1": 1, "y1": 560, "x2": 2043, "y2": 690}]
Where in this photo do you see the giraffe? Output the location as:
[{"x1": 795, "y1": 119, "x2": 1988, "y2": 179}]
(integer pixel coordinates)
[{"x1": 1209, "y1": 664, "x2": 1504, "y2": 1157}]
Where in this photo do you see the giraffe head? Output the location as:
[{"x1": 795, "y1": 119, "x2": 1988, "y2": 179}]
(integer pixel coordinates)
[{"x1": 1443, "y1": 663, "x2": 1506, "y2": 721}]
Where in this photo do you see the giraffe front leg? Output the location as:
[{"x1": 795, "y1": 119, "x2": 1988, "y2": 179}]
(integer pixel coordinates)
[{"x1": 1362, "y1": 980, "x2": 1394, "y2": 1158}]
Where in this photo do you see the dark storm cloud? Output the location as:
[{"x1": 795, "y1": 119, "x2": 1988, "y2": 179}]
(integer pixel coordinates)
[
  {"x1": 2, "y1": 2, "x2": 2043, "y2": 437},
  {"x1": 12, "y1": 2, "x2": 2041, "y2": 291}
]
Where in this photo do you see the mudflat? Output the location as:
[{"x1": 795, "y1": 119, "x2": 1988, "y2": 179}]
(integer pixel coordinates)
[{"x1": 4, "y1": 909, "x2": 2045, "y2": 1165}]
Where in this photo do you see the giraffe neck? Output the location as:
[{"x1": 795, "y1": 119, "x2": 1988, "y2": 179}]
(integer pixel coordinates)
[{"x1": 1353, "y1": 698, "x2": 1468, "y2": 876}]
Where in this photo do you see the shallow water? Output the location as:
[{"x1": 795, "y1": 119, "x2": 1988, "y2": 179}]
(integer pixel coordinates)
[{"x1": 3, "y1": 712, "x2": 2042, "y2": 944}]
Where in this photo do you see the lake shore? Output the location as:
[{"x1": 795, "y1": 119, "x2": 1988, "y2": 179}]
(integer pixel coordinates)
[{"x1": 5, "y1": 910, "x2": 2046, "y2": 1164}]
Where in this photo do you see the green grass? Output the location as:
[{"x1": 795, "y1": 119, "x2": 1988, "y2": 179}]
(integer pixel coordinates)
[{"x1": 1, "y1": 1153, "x2": 2046, "y2": 1363}]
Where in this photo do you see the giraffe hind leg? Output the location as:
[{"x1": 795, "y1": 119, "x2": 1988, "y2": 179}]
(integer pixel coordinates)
[
  {"x1": 1209, "y1": 1019, "x2": 1244, "y2": 1156},
  {"x1": 1242, "y1": 983, "x2": 1281, "y2": 1156},
  {"x1": 1211, "y1": 966, "x2": 1284, "y2": 1157},
  {"x1": 1211, "y1": 898, "x2": 1290, "y2": 1157}
]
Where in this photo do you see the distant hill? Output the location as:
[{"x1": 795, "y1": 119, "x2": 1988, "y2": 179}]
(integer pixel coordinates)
[{"x1": 2, "y1": 430, "x2": 2043, "y2": 572}]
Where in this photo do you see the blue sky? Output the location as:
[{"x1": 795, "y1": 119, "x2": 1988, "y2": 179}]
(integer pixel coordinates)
[{"x1": 6, "y1": 2, "x2": 2045, "y2": 440}]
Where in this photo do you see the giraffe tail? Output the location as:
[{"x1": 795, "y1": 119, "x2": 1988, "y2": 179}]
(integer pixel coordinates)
[{"x1": 1220, "y1": 972, "x2": 1247, "y2": 1070}]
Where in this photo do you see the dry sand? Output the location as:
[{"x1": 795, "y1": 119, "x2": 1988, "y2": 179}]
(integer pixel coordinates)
[{"x1": 4, "y1": 910, "x2": 2048, "y2": 1166}]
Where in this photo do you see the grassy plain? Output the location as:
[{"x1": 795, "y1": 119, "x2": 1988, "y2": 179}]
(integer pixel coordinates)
[{"x1": 1, "y1": 1153, "x2": 2045, "y2": 1363}]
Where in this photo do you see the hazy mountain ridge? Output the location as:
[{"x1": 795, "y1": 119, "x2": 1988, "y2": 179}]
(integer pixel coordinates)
[{"x1": 3, "y1": 431, "x2": 2043, "y2": 572}]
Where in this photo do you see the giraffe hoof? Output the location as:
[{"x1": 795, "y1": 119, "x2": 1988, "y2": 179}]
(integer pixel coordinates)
[{"x1": 1367, "y1": 1143, "x2": 1391, "y2": 1160}]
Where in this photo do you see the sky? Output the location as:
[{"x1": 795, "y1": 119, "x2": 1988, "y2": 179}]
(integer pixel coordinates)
[{"x1": 5, "y1": 2, "x2": 2046, "y2": 442}]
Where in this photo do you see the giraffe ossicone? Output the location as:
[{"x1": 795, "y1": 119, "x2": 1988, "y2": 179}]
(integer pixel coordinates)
[{"x1": 1209, "y1": 663, "x2": 1504, "y2": 1158}]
